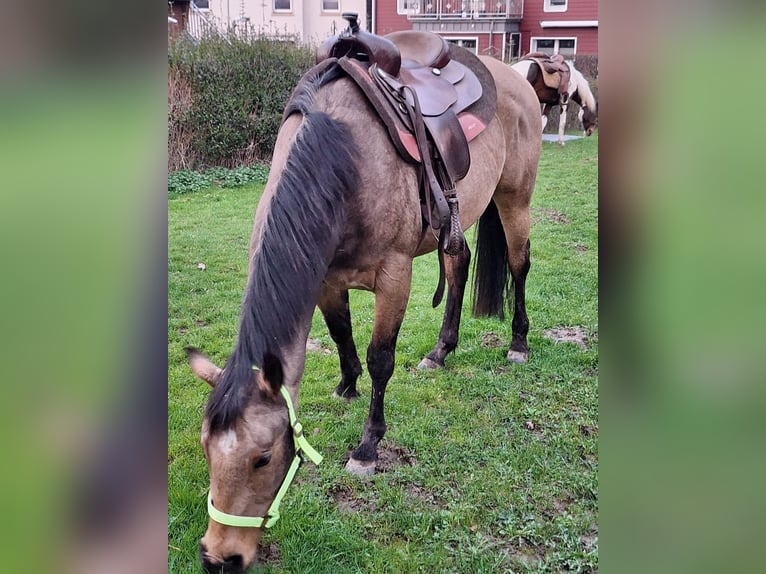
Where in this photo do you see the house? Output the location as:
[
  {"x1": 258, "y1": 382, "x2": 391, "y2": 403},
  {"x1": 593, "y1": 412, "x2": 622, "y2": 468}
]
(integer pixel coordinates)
[
  {"x1": 373, "y1": 0, "x2": 597, "y2": 60},
  {"x1": 378, "y1": 1, "x2": 524, "y2": 61},
  {"x1": 169, "y1": 0, "x2": 368, "y2": 45},
  {"x1": 518, "y1": 0, "x2": 598, "y2": 56}
]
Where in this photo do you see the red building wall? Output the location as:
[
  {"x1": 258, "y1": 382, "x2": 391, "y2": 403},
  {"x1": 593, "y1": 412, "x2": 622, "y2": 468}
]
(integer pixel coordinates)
[
  {"x1": 374, "y1": 0, "x2": 411, "y2": 35},
  {"x1": 520, "y1": 0, "x2": 598, "y2": 55}
]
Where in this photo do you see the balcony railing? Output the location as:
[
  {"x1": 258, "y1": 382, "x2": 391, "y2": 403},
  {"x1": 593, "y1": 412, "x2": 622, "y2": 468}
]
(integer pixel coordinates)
[{"x1": 406, "y1": 0, "x2": 523, "y2": 20}]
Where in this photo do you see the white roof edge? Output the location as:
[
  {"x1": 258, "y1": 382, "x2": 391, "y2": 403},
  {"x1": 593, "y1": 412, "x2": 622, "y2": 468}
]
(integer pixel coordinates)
[{"x1": 540, "y1": 20, "x2": 599, "y2": 28}]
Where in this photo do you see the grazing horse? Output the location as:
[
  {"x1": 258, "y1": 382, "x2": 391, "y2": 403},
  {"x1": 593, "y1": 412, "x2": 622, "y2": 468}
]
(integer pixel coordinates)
[
  {"x1": 512, "y1": 56, "x2": 597, "y2": 145},
  {"x1": 185, "y1": 43, "x2": 541, "y2": 572}
]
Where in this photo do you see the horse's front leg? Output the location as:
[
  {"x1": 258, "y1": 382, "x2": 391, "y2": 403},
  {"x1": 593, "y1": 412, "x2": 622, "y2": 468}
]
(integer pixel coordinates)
[
  {"x1": 346, "y1": 259, "x2": 412, "y2": 476},
  {"x1": 558, "y1": 103, "x2": 568, "y2": 145},
  {"x1": 418, "y1": 244, "x2": 471, "y2": 369},
  {"x1": 318, "y1": 286, "x2": 362, "y2": 400}
]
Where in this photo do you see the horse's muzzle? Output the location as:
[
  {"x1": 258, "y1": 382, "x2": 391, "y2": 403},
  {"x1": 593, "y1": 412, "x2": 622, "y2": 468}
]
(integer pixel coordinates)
[{"x1": 199, "y1": 543, "x2": 245, "y2": 574}]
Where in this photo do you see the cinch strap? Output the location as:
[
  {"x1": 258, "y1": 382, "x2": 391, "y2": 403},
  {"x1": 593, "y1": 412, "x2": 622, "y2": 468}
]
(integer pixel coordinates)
[{"x1": 207, "y1": 385, "x2": 322, "y2": 528}]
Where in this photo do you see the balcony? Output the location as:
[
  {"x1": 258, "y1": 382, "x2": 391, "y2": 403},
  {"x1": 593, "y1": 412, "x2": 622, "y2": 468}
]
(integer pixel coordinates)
[{"x1": 405, "y1": 0, "x2": 523, "y2": 21}]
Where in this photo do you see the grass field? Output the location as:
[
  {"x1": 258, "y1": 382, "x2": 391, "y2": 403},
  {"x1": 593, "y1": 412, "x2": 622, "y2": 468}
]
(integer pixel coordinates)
[{"x1": 168, "y1": 134, "x2": 598, "y2": 573}]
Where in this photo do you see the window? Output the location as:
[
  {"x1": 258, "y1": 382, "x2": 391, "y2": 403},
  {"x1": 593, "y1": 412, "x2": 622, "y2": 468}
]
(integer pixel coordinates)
[
  {"x1": 322, "y1": 0, "x2": 339, "y2": 11},
  {"x1": 397, "y1": 0, "x2": 420, "y2": 15},
  {"x1": 544, "y1": 0, "x2": 567, "y2": 12},
  {"x1": 445, "y1": 38, "x2": 478, "y2": 55},
  {"x1": 506, "y1": 32, "x2": 521, "y2": 62},
  {"x1": 531, "y1": 37, "x2": 576, "y2": 57},
  {"x1": 274, "y1": 0, "x2": 291, "y2": 12}
]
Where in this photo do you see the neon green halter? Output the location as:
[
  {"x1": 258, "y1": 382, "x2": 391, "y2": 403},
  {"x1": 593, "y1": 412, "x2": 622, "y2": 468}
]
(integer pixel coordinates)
[{"x1": 207, "y1": 385, "x2": 323, "y2": 528}]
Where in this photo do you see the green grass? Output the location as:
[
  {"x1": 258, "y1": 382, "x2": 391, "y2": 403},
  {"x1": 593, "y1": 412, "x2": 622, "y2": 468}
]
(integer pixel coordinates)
[{"x1": 169, "y1": 134, "x2": 598, "y2": 573}]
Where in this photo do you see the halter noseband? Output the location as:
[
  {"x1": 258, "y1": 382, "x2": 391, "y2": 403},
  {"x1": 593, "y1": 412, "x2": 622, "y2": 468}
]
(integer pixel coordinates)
[{"x1": 207, "y1": 385, "x2": 323, "y2": 528}]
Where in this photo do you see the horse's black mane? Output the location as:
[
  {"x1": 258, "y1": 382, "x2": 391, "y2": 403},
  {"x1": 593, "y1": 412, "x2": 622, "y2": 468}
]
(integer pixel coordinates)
[{"x1": 206, "y1": 62, "x2": 358, "y2": 432}]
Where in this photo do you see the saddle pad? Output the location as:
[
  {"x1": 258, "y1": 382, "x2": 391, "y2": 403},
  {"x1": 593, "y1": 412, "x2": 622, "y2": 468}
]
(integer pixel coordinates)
[{"x1": 447, "y1": 43, "x2": 497, "y2": 130}]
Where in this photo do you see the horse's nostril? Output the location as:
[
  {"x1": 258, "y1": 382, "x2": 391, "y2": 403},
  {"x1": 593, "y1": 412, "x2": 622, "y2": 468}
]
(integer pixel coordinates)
[
  {"x1": 223, "y1": 554, "x2": 244, "y2": 568},
  {"x1": 200, "y1": 552, "x2": 245, "y2": 574}
]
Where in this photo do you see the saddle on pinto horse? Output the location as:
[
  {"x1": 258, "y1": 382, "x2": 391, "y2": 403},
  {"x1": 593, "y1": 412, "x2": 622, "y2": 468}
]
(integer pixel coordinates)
[
  {"x1": 523, "y1": 52, "x2": 571, "y2": 104},
  {"x1": 314, "y1": 13, "x2": 497, "y2": 271}
]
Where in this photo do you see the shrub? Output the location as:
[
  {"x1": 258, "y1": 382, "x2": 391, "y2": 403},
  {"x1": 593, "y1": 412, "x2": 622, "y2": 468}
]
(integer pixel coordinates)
[
  {"x1": 168, "y1": 164, "x2": 270, "y2": 194},
  {"x1": 168, "y1": 32, "x2": 315, "y2": 170}
]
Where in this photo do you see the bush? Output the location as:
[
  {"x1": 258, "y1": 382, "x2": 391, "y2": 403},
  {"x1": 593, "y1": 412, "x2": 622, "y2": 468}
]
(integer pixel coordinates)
[
  {"x1": 168, "y1": 164, "x2": 270, "y2": 194},
  {"x1": 168, "y1": 32, "x2": 315, "y2": 171}
]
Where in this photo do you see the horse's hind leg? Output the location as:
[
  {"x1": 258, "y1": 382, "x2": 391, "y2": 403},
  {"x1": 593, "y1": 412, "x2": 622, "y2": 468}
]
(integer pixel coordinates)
[
  {"x1": 318, "y1": 286, "x2": 362, "y2": 400},
  {"x1": 346, "y1": 258, "x2": 412, "y2": 476},
  {"x1": 492, "y1": 194, "x2": 532, "y2": 364},
  {"x1": 507, "y1": 237, "x2": 531, "y2": 363},
  {"x1": 418, "y1": 244, "x2": 471, "y2": 369}
]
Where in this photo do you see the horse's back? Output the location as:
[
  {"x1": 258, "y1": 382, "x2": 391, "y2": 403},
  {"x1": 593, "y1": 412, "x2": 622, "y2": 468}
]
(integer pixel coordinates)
[{"x1": 479, "y1": 56, "x2": 541, "y2": 206}]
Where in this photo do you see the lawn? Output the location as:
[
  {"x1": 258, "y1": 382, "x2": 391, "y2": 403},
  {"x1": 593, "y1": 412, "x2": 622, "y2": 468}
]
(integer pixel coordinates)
[{"x1": 168, "y1": 134, "x2": 598, "y2": 573}]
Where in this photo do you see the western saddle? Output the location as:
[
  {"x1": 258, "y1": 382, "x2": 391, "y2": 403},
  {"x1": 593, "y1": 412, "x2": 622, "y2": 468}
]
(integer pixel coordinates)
[
  {"x1": 315, "y1": 13, "x2": 497, "y2": 301},
  {"x1": 522, "y1": 52, "x2": 571, "y2": 105}
]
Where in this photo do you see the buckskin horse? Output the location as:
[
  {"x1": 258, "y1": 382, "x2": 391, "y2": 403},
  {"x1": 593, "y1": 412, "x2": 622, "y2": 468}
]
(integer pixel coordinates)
[
  {"x1": 512, "y1": 54, "x2": 597, "y2": 145},
  {"x1": 185, "y1": 19, "x2": 541, "y2": 573}
]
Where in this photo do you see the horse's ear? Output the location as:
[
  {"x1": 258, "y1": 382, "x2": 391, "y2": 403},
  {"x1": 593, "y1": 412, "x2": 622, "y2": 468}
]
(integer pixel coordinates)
[
  {"x1": 257, "y1": 352, "x2": 284, "y2": 397},
  {"x1": 184, "y1": 346, "x2": 222, "y2": 388}
]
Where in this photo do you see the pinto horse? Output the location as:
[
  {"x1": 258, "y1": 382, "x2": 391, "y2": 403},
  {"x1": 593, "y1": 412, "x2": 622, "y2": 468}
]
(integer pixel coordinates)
[
  {"x1": 512, "y1": 56, "x2": 597, "y2": 145},
  {"x1": 185, "y1": 46, "x2": 541, "y2": 572}
]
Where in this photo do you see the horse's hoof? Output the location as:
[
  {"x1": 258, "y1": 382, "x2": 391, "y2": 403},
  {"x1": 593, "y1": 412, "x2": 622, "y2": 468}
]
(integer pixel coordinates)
[
  {"x1": 345, "y1": 458, "x2": 376, "y2": 476},
  {"x1": 417, "y1": 357, "x2": 442, "y2": 370},
  {"x1": 507, "y1": 349, "x2": 528, "y2": 364}
]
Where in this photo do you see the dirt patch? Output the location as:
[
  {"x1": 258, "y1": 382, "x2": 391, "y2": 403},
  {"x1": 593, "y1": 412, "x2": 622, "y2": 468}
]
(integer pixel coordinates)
[
  {"x1": 486, "y1": 534, "x2": 544, "y2": 567},
  {"x1": 375, "y1": 441, "x2": 417, "y2": 472},
  {"x1": 256, "y1": 542, "x2": 280, "y2": 566},
  {"x1": 571, "y1": 242, "x2": 589, "y2": 253},
  {"x1": 329, "y1": 483, "x2": 377, "y2": 513},
  {"x1": 404, "y1": 483, "x2": 450, "y2": 510},
  {"x1": 542, "y1": 326, "x2": 589, "y2": 349},
  {"x1": 579, "y1": 424, "x2": 598, "y2": 437},
  {"x1": 306, "y1": 338, "x2": 332, "y2": 354},
  {"x1": 481, "y1": 331, "x2": 505, "y2": 348},
  {"x1": 531, "y1": 208, "x2": 570, "y2": 225}
]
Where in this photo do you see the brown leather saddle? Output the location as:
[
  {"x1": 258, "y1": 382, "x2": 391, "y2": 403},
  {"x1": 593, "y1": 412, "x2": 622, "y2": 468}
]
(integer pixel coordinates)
[
  {"x1": 315, "y1": 13, "x2": 497, "y2": 263},
  {"x1": 523, "y1": 52, "x2": 571, "y2": 104}
]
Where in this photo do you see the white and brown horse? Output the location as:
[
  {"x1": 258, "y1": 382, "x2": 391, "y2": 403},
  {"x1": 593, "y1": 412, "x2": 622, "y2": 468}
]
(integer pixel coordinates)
[
  {"x1": 185, "y1": 47, "x2": 541, "y2": 572},
  {"x1": 512, "y1": 57, "x2": 597, "y2": 145}
]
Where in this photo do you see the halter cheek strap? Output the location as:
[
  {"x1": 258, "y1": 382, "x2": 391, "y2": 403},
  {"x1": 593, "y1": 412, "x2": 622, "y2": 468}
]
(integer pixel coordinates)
[{"x1": 207, "y1": 385, "x2": 323, "y2": 528}]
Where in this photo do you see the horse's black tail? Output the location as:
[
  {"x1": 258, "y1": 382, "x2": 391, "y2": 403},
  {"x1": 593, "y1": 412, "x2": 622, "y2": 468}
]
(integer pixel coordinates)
[{"x1": 471, "y1": 199, "x2": 510, "y2": 319}]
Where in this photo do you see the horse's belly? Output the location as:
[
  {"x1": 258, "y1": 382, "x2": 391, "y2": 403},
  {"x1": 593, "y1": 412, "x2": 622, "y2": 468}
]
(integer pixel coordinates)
[{"x1": 323, "y1": 268, "x2": 377, "y2": 292}]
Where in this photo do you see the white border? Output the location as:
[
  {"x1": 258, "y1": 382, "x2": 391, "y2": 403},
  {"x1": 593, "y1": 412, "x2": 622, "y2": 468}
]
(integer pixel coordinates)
[{"x1": 540, "y1": 20, "x2": 598, "y2": 28}]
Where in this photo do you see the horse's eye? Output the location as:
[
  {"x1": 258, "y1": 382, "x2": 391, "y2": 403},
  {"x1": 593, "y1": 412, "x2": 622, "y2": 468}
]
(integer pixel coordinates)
[{"x1": 253, "y1": 454, "x2": 272, "y2": 469}]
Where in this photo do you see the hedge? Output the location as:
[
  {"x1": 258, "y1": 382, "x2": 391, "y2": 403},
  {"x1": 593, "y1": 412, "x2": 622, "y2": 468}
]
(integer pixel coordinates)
[{"x1": 168, "y1": 33, "x2": 315, "y2": 171}]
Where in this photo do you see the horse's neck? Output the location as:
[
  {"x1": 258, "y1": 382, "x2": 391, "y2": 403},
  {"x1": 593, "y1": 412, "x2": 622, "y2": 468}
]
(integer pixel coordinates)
[{"x1": 569, "y1": 68, "x2": 595, "y2": 110}]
